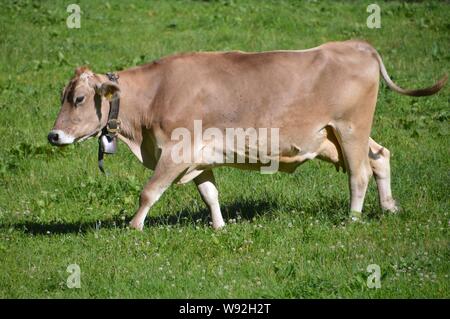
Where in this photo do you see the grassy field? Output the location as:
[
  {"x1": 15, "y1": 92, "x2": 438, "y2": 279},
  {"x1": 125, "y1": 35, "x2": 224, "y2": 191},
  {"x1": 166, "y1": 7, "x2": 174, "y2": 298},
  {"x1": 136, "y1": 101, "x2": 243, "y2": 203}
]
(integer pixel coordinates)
[{"x1": 0, "y1": 0, "x2": 449, "y2": 298}]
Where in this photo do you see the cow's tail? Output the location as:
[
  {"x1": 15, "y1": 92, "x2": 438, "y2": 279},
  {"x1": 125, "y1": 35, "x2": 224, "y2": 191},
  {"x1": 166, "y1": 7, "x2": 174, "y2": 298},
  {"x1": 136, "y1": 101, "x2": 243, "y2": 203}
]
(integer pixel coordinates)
[{"x1": 373, "y1": 50, "x2": 447, "y2": 97}]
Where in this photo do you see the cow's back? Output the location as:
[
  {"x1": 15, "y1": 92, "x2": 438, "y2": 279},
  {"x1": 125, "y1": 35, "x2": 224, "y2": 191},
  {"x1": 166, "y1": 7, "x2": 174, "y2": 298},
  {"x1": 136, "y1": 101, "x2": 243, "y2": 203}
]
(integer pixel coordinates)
[{"x1": 154, "y1": 41, "x2": 378, "y2": 133}]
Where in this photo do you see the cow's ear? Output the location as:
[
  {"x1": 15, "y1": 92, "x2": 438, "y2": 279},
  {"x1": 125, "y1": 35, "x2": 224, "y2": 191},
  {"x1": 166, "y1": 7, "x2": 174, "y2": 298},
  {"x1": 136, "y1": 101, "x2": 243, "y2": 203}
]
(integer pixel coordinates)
[
  {"x1": 95, "y1": 81, "x2": 120, "y2": 100},
  {"x1": 75, "y1": 66, "x2": 91, "y2": 76}
]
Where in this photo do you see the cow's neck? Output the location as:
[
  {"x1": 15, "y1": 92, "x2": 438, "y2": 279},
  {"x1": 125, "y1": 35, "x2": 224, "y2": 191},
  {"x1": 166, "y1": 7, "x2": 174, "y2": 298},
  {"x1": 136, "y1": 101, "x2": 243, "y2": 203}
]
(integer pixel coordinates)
[{"x1": 106, "y1": 66, "x2": 160, "y2": 167}]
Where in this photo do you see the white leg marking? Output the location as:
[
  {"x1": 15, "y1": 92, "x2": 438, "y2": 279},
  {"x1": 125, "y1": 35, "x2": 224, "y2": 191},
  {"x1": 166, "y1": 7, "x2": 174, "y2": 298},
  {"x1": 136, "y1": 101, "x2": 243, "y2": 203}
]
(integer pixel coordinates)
[
  {"x1": 369, "y1": 138, "x2": 399, "y2": 212},
  {"x1": 195, "y1": 171, "x2": 225, "y2": 229}
]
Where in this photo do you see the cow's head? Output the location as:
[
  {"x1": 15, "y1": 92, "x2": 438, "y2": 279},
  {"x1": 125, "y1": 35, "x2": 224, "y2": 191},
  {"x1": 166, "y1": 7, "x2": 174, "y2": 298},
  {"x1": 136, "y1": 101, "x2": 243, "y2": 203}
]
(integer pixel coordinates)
[{"x1": 48, "y1": 66, "x2": 120, "y2": 146}]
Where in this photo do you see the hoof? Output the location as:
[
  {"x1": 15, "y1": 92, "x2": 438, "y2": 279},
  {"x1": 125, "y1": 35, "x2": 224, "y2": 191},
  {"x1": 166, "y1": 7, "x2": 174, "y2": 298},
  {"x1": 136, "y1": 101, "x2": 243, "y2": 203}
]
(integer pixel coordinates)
[
  {"x1": 212, "y1": 222, "x2": 225, "y2": 230},
  {"x1": 129, "y1": 219, "x2": 144, "y2": 231},
  {"x1": 382, "y1": 198, "x2": 400, "y2": 214},
  {"x1": 349, "y1": 210, "x2": 362, "y2": 222}
]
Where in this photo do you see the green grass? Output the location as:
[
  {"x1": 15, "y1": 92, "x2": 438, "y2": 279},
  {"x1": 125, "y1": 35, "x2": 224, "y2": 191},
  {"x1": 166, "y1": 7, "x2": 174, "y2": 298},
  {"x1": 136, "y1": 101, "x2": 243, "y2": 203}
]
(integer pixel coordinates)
[{"x1": 0, "y1": 0, "x2": 449, "y2": 298}]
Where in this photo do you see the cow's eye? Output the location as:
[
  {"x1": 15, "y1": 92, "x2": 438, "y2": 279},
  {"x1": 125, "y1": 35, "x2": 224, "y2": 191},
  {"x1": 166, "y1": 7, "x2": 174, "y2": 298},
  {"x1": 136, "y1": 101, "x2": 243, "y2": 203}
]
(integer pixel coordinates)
[{"x1": 74, "y1": 96, "x2": 85, "y2": 106}]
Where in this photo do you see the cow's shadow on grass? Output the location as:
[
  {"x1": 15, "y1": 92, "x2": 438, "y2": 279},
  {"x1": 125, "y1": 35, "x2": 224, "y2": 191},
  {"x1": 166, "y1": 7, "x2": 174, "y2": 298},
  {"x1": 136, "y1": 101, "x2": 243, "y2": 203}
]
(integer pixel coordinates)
[
  {"x1": 3, "y1": 196, "x2": 381, "y2": 235},
  {"x1": 2, "y1": 198, "x2": 281, "y2": 235}
]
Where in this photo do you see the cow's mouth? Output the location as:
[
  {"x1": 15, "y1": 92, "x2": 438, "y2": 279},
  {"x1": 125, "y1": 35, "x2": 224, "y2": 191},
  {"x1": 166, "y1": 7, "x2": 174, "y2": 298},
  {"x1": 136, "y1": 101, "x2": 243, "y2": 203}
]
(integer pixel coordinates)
[{"x1": 75, "y1": 130, "x2": 102, "y2": 143}]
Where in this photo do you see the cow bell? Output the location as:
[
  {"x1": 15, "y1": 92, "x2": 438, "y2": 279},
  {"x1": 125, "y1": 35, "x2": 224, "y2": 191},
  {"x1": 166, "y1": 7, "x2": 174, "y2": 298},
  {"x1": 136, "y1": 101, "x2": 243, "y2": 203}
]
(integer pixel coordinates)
[{"x1": 100, "y1": 134, "x2": 117, "y2": 154}]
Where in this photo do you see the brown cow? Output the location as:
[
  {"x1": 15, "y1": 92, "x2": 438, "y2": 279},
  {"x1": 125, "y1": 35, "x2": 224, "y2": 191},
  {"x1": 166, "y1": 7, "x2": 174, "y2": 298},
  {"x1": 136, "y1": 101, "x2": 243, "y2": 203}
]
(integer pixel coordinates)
[{"x1": 48, "y1": 40, "x2": 447, "y2": 230}]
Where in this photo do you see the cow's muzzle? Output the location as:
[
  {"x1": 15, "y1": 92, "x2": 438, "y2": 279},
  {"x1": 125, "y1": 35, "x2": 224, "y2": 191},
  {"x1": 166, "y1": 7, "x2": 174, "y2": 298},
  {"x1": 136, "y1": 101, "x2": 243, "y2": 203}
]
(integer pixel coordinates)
[{"x1": 47, "y1": 130, "x2": 75, "y2": 146}]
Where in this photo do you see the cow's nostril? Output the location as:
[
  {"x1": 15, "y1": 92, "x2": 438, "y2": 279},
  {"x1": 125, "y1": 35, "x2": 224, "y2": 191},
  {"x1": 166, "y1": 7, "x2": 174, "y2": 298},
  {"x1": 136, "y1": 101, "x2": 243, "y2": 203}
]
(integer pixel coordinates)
[{"x1": 47, "y1": 132, "x2": 59, "y2": 144}]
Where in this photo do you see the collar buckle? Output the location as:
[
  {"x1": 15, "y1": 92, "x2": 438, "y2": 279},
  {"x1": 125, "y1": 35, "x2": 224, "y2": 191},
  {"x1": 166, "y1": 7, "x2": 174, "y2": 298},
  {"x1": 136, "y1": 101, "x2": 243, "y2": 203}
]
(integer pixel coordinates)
[{"x1": 106, "y1": 118, "x2": 121, "y2": 136}]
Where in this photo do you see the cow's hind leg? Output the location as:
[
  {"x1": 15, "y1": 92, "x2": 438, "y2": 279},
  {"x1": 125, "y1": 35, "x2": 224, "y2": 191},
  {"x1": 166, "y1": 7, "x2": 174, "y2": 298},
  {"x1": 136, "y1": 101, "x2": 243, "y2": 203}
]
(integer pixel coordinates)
[
  {"x1": 130, "y1": 150, "x2": 189, "y2": 230},
  {"x1": 317, "y1": 131, "x2": 399, "y2": 216},
  {"x1": 194, "y1": 170, "x2": 225, "y2": 229},
  {"x1": 369, "y1": 138, "x2": 399, "y2": 212},
  {"x1": 337, "y1": 128, "x2": 373, "y2": 220},
  {"x1": 318, "y1": 126, "x2": 372, "y2": 219}
]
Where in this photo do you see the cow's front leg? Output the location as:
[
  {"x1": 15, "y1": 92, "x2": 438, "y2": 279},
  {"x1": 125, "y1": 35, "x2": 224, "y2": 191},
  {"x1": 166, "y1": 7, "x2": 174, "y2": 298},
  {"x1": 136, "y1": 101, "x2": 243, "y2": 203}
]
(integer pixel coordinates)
[
  {"x1": 194, "y1": 170, "x2": 225, "y2": 230},
  {"x1": 130, "y1": 152, "x2": 188, "y2": 230}
]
